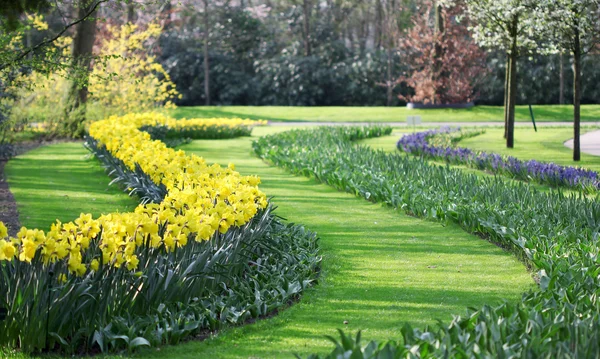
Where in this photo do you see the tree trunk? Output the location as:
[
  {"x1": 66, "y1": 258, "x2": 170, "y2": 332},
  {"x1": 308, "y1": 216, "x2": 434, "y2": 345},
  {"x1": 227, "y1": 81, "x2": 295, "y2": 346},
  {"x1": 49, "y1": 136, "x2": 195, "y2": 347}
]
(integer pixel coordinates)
[
  {"x1": 203, "y1": 0, "x2": 210, "y2": 106},
  {"x1": 63, "y1": 0, "x2": 98, "y2": 138},
  {"x1": 559, "y1": 52, "x2": 565, "y2": 105},
  {"x1": 302, "y1": 0, "x2": 311, "y2": 56},
  {"x1": 326, "y1": 0, "x2": 338, "y2": 40},
  {"x1": 434, "y1": 3, "x2": 444, "y2": 38},
  {"x1": 162, "y1": 1, "x2": 172, "y2": 30},
  {"x1": 387, "y1": 47, "x2": 393, "y2": 106},
  {"x1": 506, "y1": 20, "x2": 518, "y2": 149},
  {"x1": 375, "y1": 0, "x2": 383, "y2": 49},
  {"x1": 507, "y1": 52, "x2": 517, "y2": 148},
  {"x1": 503, "y1": 55, "x2": 509, "y2": 139},
  {"x1": 359, "y1": 10, "x2": 368, "y2": 54},
  {"x1": 347, "y1": 24, "x2": 354, "y2": 50},
  {"x1": 26, "y1": 29, "x2": 32, "y2": 59},
  {"x1": 573, "y1": 31, "x2": 581, "y2": 161},
  {"x1": 433, "y1": 2, "x2": 444, "y2": 104},
  {"x1": 126, "y1": 3, "x2": 135, "y2": 23}
]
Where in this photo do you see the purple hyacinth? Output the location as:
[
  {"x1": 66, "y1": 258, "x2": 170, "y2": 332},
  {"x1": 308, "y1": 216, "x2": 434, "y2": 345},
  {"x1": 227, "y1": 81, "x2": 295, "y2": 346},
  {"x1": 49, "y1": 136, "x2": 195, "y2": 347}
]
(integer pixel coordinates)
[{"x1": 397, "y1": 128, "x2": 600, "y2": 191}]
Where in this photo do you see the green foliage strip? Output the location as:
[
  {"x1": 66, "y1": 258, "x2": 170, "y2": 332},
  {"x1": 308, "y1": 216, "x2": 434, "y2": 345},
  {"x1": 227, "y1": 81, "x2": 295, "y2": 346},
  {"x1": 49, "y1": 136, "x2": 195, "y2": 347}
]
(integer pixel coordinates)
[{"x1": 253, "y1": 125, "x2": 600, "y2": 358}]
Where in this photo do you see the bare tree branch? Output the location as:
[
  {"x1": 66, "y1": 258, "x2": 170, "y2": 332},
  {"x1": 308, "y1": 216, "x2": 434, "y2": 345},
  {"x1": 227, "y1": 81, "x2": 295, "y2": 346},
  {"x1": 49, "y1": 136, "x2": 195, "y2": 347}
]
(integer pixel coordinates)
[{"x1": 0, "y1": 0, "x2": 108, "y2": 72}]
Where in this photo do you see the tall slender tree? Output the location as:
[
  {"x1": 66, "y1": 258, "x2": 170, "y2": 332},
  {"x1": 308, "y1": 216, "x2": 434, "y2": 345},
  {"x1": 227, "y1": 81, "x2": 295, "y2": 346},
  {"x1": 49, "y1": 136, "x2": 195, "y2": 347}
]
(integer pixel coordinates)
[
  {"x1": 465, "y1": 0, "x2": 541, "y2": 148},
  {"x1": 558, "y1": 52, "x2": 565, "y2": 104},
  {"x1": 62, "y1": 0, "x2": 100, "y2": 137},
  {"x1": 302, "y1": 0, "x2": 312, "y2": 56},
  {"x1": 382, "y1": 0, "x2": 400, "y2": 106},
  {"x1": 541, "y1": 0, "x2": 600, "y2": 161},
  {"x1": 375, "y1": 0, "x2": 384, "y2": 48},
  {"x1": 202, "y1": 0, "x2": 210, "y2": 105},
  {"x1": 126, "y1": 2, "x2": 136, "y2": 23},
  {"x1": 433, "y1": 1, "x2": 444, "y2": 101}
]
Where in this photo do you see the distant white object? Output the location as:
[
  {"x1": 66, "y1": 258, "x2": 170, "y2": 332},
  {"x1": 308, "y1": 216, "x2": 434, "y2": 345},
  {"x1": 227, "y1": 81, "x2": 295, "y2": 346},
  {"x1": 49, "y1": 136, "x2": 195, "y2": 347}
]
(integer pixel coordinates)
[
  {"x1": 406, "y1": 115, "x2": 422, "y2": 126},
  {"x1": 564, "y1": 129, "x2": 600, "y2": 157},
  {"x1": 407, "y1": 102, "x2": 474, "y2": 109}
]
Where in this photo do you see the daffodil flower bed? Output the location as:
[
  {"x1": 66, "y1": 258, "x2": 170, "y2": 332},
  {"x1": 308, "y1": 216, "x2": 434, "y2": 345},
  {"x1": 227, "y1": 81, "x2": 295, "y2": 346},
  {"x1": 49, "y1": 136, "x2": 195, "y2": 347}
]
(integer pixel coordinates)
[
  {"x1": 139, "y1": 114, "x2": 269, "y2": 143},
  {"x1": 0, "y1": 113, "x2": 319, "y2": 354},
  {"x1": 1, "y1": 113, "x2": 268, "y2": 271}
]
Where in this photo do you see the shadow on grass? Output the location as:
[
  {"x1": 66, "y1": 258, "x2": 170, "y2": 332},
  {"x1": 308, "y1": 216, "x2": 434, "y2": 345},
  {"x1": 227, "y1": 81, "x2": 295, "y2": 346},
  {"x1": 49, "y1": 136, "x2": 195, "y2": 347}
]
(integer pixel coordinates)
[
  {"x1": 146, "y1": 138, "x2": 536, "y2": 359},
  {"x1": 3, "y1": 140, "x2": 534, "y2": 359}
]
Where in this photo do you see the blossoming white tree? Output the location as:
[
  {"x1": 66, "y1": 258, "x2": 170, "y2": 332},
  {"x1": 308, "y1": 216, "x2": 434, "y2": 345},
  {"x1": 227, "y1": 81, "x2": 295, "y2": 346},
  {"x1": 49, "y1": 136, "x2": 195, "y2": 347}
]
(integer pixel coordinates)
[
  {"x1": 462, "y1": 0, "x2": 543, "y2": 148},
  {"x1": 540, "y1": 0, "x2": 600, "y2": 161}
]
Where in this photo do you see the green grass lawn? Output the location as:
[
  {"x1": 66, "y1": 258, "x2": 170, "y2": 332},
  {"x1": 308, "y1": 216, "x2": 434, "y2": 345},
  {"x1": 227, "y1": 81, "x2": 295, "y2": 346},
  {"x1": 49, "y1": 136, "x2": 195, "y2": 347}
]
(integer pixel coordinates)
[
  {"x1": 459, "y1": 127, "x2": 600, "y2": 172},
  {"x1": 170, "y1": 105, "x2": 600, "y2": 123},
  {"x1": 4, "y1": 142, "x2": 138, "y2": 230},
  {"x1": 360, "y1": 127, "x2": 600, "y2": 170},
  {"x1": 359, "y1": 127, "x2": 600, "y2": 198},
  {"x1": 4, "y1": 127, "x2": 533, "y2": 358}
]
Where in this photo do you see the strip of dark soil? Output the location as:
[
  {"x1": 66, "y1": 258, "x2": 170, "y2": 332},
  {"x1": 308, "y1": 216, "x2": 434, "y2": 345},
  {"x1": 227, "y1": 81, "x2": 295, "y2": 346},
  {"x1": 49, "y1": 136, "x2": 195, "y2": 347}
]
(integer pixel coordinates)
[{"x1": 0, "y1": 160, "x2": 19, "y2": 236}]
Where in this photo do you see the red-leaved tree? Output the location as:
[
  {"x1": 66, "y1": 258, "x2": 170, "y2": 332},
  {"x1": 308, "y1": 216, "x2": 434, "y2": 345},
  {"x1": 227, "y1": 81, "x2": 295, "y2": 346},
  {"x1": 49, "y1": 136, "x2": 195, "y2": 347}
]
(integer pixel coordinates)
[{"x1": 397, "y1": 1, "x2": 488, "y2": 104}]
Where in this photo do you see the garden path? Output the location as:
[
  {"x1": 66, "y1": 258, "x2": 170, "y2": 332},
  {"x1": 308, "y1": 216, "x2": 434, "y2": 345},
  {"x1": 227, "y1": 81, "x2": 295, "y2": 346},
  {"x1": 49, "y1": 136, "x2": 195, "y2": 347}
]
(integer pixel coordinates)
[
  {"x1": 564, "y1": 130, "x2": 600, "y2": 156},
  {"x1": 0, "y1": 161, "x2": 19, "y2": 236}
]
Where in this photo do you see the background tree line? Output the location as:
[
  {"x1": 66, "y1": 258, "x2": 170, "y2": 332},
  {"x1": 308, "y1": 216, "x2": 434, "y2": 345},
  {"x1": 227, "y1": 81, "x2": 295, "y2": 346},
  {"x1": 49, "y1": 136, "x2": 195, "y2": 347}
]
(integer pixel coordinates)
[
  {"x1": 1, "y1": 0, "x2": 598, "y2": 159},
  {"x1": 152, "y1": 0, "x2": 600, "y2": 107},
  {"x1": 3, "y1": 0, "x2": 599, "y2": 109}
]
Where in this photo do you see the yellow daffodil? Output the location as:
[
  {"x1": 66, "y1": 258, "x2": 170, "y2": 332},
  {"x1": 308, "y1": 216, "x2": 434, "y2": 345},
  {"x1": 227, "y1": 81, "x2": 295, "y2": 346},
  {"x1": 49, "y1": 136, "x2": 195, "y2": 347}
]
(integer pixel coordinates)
[
  {"x1": 0, "y1": 222, "x2": 7, "y2": 238},
  {"x1": 90, "y1": 259, "x2": 100, "y2": 271},
  {"x1": 0, "y1": 112, "x2": 269, "y2": 278},
  {"x1": 0, "y1": 240, "x2": 16, "y2": 261}
]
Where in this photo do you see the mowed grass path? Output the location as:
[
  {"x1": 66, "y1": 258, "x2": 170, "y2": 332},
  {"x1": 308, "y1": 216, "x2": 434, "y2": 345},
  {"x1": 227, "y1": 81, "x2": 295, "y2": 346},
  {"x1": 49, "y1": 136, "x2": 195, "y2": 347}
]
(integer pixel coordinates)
[
  {"x1": 360, "y1": 127, "x2": 600, "y2": 171},
  {"x1": 170, "y1": 105, "x2": 600, "y2": 123},
  {"x1": 4, "y1": 127, "x2": 532, "y2": 358},
  {"x1": 359, "y1": 127, "x2": 600, "y2": 196},
  {"x1": 146, "y1": 127, "x2": 532, "y2": 358},
  {"x1": 5, "y1": 142, "x2": 137, "y2": 230}
]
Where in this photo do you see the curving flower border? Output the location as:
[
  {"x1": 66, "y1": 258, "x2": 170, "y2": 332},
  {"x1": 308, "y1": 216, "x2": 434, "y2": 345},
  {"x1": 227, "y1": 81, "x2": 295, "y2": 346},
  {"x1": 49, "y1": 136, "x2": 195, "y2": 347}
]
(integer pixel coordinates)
[
  {"x1": 397, "y1": 127, "x2": 600, "y2": 191},
  {"x1": 0, "y1": 113, "x2": 268, "y2": 274}
]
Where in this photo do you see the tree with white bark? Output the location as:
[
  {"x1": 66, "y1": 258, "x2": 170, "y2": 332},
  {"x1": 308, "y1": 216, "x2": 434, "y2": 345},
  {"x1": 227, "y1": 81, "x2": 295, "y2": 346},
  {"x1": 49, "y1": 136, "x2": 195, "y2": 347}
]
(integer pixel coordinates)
[
  {"x1": 463, "y1": 0, "x2": 543, "y2": 148},
  {"x1": 539, "y1": 0, "x2": 600, "y2": 161}
]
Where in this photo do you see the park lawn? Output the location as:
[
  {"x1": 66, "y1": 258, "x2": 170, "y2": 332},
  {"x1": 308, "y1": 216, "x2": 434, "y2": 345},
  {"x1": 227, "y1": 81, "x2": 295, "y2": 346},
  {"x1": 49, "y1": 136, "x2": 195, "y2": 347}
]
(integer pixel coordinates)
[
  {"x1": 358, "y1": 129, "x2": 554, "y2": 193},
  {"x1": 170, "y1": 105, "x2": 600, "y2": 123},
  {"x1": 459, "y1": 127, "x2": 600, "y2": 172},
  {"x1": 137, "y1": 126, "x2": 532, "y2": 358},
  {"x1": 4, "y1": 142, "x2": 138, "y2": 230},
  {"x1": 4, "y1": 126, "x2": 533, "y2": 358},
  {"x1": 359, "y1": 127, "x2": 600, "y2": 195}
]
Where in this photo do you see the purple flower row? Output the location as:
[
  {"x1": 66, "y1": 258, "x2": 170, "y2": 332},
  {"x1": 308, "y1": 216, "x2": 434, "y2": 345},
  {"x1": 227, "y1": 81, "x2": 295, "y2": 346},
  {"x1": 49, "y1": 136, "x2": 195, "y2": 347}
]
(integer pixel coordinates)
[{"x1": 397, "y1": 128, "x2": 600, "y2": 191}]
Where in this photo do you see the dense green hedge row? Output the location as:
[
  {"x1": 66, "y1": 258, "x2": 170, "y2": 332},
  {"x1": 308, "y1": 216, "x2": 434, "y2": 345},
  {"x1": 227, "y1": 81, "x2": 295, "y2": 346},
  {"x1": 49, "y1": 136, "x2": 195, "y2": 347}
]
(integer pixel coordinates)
[{"x1": 253, "y1": 126, "x2": 600, "y2": 358}]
